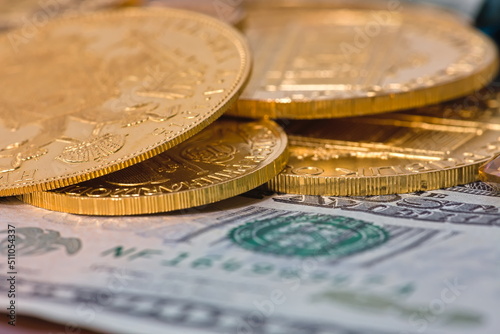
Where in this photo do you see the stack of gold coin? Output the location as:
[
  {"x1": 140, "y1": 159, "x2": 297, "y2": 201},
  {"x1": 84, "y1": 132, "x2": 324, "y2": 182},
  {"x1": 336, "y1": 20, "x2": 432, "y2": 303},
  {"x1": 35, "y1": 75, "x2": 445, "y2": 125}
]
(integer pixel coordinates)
[
  {"x1": 268, "y1": 89, "x2": 500, "y2": 196},
  {"x1": 235, "y1": 0, "x2": 499, "y2": 196},
  {"x1": 0, "y1": 7, "x2": 291, "y2": 215},
  {"x1": 1, "y1": 0, "x2": 499, "y2": 216},
  {"x1": 22, "y1": 119, "x2": 288, "y2": 215}
]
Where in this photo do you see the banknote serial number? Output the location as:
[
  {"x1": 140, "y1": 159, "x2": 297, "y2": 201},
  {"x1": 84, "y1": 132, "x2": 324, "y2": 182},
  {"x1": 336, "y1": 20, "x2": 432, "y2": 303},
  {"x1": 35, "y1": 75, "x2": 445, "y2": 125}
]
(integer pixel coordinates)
[{"x1": 6, "y1": 224, "x2": 16, "y2": 326}]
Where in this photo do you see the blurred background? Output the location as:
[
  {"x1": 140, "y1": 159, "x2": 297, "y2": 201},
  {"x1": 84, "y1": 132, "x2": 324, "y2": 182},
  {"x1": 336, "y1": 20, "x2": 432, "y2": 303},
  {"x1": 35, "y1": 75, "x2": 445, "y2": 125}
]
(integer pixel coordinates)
[
  {"x1": 0, "y1": 0, "x2": 498, "y2": 333},
  {"x1": 423, "y1": 0, "x2": 500, "y2": 45}
]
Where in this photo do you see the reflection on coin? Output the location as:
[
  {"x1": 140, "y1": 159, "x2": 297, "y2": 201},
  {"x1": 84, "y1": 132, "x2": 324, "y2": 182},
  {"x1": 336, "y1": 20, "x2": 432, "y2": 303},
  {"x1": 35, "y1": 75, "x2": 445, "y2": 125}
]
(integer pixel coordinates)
[
  {"x1": 145, "y1": 0, "x2": 246, "y2": 27},
  {"x1": 0, "y1": 0, "x2": 140, "y2": 30},
  {"x1": 0, "y1": 8, "x2": 251, "y2": 196},
  {"x1": 479, "y1": 154, "x2": 500, "y2": 191},
  {"x1": 22, "y1": 119, "x2": 288, "y2": 215},
  {"x1": 268, "y1": 88, "x2": 500, "y2": 196},
  {"x1": 228, "y1": 1, "x2": 498, "y2": 119}
]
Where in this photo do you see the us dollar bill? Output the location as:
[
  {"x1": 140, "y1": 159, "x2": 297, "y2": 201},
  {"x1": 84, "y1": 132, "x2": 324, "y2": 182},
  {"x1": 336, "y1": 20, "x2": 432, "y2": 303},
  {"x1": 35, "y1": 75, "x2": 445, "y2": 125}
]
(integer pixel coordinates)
[{"x1": 0, "y1": 182, "x2": 499, "y2": 334}]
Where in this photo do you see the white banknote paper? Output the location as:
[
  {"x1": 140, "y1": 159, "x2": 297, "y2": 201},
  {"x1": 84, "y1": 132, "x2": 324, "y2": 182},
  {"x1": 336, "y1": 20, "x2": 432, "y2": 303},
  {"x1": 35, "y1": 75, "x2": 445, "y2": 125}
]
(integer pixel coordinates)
[{"x1": 0, "y1": 182, "x2": 499, "y2": 334}]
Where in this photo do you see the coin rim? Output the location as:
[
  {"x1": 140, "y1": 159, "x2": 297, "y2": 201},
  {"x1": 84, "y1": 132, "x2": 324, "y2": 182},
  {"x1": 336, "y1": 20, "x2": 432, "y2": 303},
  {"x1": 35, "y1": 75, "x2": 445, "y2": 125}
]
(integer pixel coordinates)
[
  {"x1": 268, "y1": 137, "x2": 500, "y2": 196},
  {"x1": 0, "y1": 7, "x2": 252, "y2": 196},
  {"x1": 20, "y1": 119, "x2": 289, "y2": 215}
]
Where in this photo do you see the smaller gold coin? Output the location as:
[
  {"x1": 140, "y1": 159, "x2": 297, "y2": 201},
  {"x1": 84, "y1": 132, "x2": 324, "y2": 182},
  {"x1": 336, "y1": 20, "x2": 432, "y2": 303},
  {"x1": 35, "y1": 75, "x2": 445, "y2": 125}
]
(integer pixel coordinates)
[
  {"x1": 0, "y1": 0, "x2": 134, "y2": 30},
  {"x1": 22, "y1": 119, "x2": 288, "y2": 215},
  {"x1": 228, "y1": 0, "x2": 499, "y2": 119},
  {"x1": 268, "y1": 87, "x2": 500, "y2": 196}
]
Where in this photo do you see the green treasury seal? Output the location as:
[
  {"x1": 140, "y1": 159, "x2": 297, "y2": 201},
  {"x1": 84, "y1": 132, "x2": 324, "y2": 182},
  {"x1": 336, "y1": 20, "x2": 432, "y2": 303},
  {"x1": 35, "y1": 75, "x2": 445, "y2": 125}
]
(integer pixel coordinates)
[{"x1": 229, "y1": 214, "x2": 389, "y2": 258}]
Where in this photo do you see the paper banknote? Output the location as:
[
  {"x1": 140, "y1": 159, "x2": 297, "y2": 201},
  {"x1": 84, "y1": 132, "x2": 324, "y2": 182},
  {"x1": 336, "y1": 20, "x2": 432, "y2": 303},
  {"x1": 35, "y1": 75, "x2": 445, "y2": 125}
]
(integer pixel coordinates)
[{"x1": 0, "y1": 182, "x2": 499, "y2": 334}]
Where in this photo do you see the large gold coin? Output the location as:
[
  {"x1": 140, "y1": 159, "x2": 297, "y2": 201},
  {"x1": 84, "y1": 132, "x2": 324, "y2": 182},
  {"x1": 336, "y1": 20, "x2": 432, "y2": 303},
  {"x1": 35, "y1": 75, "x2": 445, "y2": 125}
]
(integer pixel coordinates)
[
  {"x1": 21, "y1": 119, "x2": 288, "y2": 215},
  {"x1": 227, "y1": 0, "x2": 498, "y2": 119},
  {"x1": 0, "y1": 8, "x2": 251, "y2": 196},
  {"x1": 268, "y1": 87, "x2": 500, "y2": 196}
]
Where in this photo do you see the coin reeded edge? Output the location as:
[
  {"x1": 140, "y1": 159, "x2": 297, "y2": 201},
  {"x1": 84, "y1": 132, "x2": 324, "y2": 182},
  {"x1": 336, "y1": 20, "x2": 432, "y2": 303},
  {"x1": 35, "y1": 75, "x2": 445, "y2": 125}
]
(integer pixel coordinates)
[{"x1": 268, "y1": 159, "x2": 491, "y2": 196}]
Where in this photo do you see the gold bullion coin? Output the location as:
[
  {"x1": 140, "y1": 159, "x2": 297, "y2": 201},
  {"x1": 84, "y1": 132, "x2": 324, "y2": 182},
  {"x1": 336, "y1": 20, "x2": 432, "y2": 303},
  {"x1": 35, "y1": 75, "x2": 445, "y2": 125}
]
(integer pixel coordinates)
[
  {"x1": 145, "y1": 0, "x2": 246, "y2": 27},
  {"x1": 0, "y1": 0, "x2": 140, "y2": 30},
  {"x1": 268, "y1": 87, "x2": 500, "y2": 196},
  {"x1": 0, "y1": 8, "x2": 251, "y2": 196},
  {"x1": 21, "y1": 119, "x2": 289, "y2": 215},
  {"x1": 227, "y1": 0, "x2": 499, "y2": 119}
]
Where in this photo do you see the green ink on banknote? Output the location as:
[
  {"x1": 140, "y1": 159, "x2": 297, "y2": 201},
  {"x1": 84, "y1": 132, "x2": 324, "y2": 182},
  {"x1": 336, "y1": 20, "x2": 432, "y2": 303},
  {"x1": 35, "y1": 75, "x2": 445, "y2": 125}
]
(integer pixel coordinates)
[
  {"x1": 229, "y1": 214, "x2": 389, "y2": 258},
  {"x1": 314, "y1": 290, "x2": 482, "y2": 326}
]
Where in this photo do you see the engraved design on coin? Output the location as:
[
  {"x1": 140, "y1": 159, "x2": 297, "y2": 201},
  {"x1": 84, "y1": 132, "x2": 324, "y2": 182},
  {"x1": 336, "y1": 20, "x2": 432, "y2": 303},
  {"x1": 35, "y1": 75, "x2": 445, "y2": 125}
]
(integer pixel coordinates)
[
  {"x1": 229, "y1": 214, "x2": 389, "y2": 258},
  {"x1": 58, "y1": 122, "x2": 279, "y2": 197},
  {"x1": 0, "y1": 227, "x2": 81, "y2": 256},
  {"x1": 104, "y1": 155, "x2": 181, "y2": 187},
  {"x1": 121, "y1": 104, "x2": 181, "y2": 128},
  {"x1": 57, "y1": 133, "x2": 127, "y2": 164},
  {"x1": 0, "y1": 139, "x2": 48, "y2": 174},
  {"x1": 181, "y1": 129, "x2": 237, "y2": 166},
  {"x1": 19, "y1": 46, "x2": 206, "y2": 166}
]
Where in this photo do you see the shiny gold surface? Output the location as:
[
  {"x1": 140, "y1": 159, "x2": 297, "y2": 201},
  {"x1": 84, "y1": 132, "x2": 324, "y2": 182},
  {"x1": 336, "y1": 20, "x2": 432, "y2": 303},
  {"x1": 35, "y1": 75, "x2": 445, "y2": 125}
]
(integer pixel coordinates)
[
  {"x1": 268, "y1": 88, "x2": 500, "y2": 196},
  {"x1": 0, "y1": 0, "x2": 137, "y2": 30},
  {"x1": 0, "y1": 8, "x2": 251, "y2": 196},
  {"x1": 22, "y1": 119, "x2": 289, "y2": 215},
  {"x1": 479, "y1": 154, "x2": 500, "y2": 189},
  {"x1": 228, "y1": 1, "x2": 499, "y2": 119}
]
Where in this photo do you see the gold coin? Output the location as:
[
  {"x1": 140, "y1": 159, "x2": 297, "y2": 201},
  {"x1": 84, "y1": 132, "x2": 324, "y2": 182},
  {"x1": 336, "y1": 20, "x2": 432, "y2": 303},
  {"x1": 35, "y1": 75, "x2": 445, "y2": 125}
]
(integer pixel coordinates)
[
  {"x1": 228, "y1": 1, "x2": 499, "y2": 119},
  {"x1": 145, "y1": 0, "x2": 246, "y2": 27},
  {"x1": 21, "y1": 119, "x2": 288, "y2": 215},
  {"x1": 0, "y1": 8, "x2": 251, "y2": 196},
  {"x1": 0, "y1": 0, "x2": 139, "y2": 30},
  {"x1": 268, "y1": 87, "x2": 500, "y2": 196}
]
